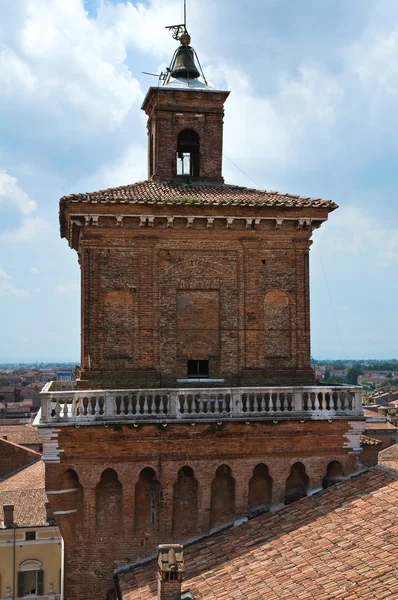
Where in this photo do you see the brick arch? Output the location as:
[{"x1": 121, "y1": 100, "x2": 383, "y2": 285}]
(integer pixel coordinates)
[
  {"x1": 134, "y1": 467, "x2": 161, "y2": 536},
  {"x1": 322, "y1": 460, "x2": 344, "y2": 489},
  {"x1": 172, "y1": 466, "x2": 198, "y2": 538},
  {"x1": 176, "y1": 126, "x2": 201, "y2": 141},
  {"x1": 61, "y1": 469, "x2": 84, "y2": 539},
  {"x1": 264, "y1": 288, "x2": 291, "y2": 358},
  {"x1": 284, "y1": 462, "x2": 309, "y2": 505},
  {"x1": 210, "y1": 464, "x2": 236, "y2": 530},
  {"x1": 248, "y1": 463, "x2": 273, "y2": 516},
  {"x1": 96, "y1": 468, "x2": 122, "y2": 533}
]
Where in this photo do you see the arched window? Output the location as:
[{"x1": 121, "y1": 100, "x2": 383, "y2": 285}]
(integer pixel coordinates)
[
  {"x1": 18, "y1": 560, "x2": 44, "y2": 597},
  {"x1": 177, "y1": 129, "x2": 200, "y2": 176}
]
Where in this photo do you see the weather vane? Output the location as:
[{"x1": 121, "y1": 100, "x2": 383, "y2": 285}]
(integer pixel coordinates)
[{"x1": 166, "y1": 0, "x2": 189, "y2": 42}]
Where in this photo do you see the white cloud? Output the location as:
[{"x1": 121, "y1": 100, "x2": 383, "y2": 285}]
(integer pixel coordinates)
[
  {"x1": 0, "y1": 0, "x2": 143, "y2": 133},
  {"x1": 0, "y1": 268, "x2": 11, "y2": 279},
  {"x1": 0, "y1": 169, "x2": 36, "y2": 215},
  {"x1": 313, "y1": 205, "x2": 398, "y2": 268},
  {"x1": 0, "y1": 170, "x2": 47, "y2": 242},
  {"x1": 73, "y1": 144, "x2": 147, "y2": 192},
  {"x1": 55, "y1": 283, "x2": 79, "y2": 294},
  {"x1": 0, "y1": 280, "x2": 29, "y2": 297},
  {"x1": 30, "y1": 267, "x2": 39, "y2": 275},
  {"x1": 205, "y1": 61, "x2": 343, "y2": 173}
]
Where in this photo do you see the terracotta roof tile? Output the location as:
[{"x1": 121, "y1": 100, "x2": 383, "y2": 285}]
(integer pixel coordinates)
[
  {"x1": 60, "y1": 180, "x2": 338, "y2": 210},
  {"x1": 119, "y1": 468, "x2": 398, "y2": 600},
  {"x1": 0, "y1": 460, "x2": 48, "y2": 527},
  {"x1": 366, "y1": 422, "x2": 397, "y2": 430},
  {"x1": 0, "y1": 424, "x2": 40, "y2": 446}
]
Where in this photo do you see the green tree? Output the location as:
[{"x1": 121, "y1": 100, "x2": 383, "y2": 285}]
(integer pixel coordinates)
[{"x1": 346, "y1": 366, "x2": 362, "y2": 385}]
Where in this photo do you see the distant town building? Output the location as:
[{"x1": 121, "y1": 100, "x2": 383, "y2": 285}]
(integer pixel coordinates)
[{"x1": 0, "y1": 460, "x2": 62, "y2": 599}]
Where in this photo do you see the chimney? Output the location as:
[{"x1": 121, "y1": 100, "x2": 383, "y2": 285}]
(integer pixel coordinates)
[
  {"x1": 157, "y1": 544, "x2": 184, "y2": 600},
  {"x1": 46, "y1": 502, "x2": 56, "y2": 525},
  {"x1": 3, "y1": 504, "x2": 14, "y2": 527}
]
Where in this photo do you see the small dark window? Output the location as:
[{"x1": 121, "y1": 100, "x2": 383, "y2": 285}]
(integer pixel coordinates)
[
  {"x1": 188, "y1": 360, "x2": 209, "y2": 378},
  {"x1": 177, "y1": 129, "x2": 200, "y2": 176},
  {"x1": 25, "y1": 531, "x2": 36, "y2": 541}
]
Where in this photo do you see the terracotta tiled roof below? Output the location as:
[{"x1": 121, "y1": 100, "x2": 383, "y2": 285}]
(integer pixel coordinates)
[
  {"x1": 0, "y1": 460, "x2": 48, "y2": 527},
  {"x1": 379, "y1": 444, "x2": 398, "y2": 463},
  {"x1": 60, "y1": 180, "x2": 338, "y2": 210},
  {"x1": 118, "y1": 468, "x2": 398, "y2": 600}
]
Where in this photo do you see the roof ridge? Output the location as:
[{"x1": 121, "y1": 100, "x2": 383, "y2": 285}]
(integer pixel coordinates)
[{"x1": 0, "y1": 436, "x2": 41, "y2": 455}]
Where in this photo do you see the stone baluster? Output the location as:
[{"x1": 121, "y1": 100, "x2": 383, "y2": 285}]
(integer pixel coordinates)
[
  {"x1": 62, "y1": 398, "x2": 69, "y2": 418},
  {"x1": 70, "y1": 397, "x2": 76, "y2": 417},
  {"x1": 198, "y1": 398, "x2": 204, "y2": 414},
  {"x1": 94, "y1": 397, "x2": 101, "y2": 416},
  {"x1": 274, "y1": 393, "x2": 281, "y2": 412},
  {"x1": 54, "y1": 398, "x2": 61, "y2": 418},
  {"x1": 143, "y1": 395, "x2": 149, "y2": 415}
]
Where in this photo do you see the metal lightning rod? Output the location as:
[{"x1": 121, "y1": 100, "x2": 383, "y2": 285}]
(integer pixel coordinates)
[{"x1": 184, "y1": 0, "x2": 187, "y2": 30}]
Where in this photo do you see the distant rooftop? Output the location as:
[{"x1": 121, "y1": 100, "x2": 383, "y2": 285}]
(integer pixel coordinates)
[{"x1": 0, "y1": 460, "x2": 48, "y2": 527}]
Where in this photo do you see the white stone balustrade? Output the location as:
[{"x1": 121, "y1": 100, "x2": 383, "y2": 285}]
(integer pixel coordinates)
[{"x1": 38, "y1": 383, "x2": 363, "y2": 424}]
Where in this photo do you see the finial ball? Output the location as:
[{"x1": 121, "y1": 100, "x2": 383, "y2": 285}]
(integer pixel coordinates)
[{"x1": 180, "y1": 32, "x2": 191, "y2": 45}]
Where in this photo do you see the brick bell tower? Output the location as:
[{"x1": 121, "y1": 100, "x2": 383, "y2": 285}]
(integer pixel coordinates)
[{"x1": 36, "y1": 17, "x2": 364, "y2": 600}]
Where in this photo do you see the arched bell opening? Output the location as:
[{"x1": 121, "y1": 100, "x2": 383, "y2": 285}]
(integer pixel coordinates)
[
  {"x1": 248, "y1": 463, "x2": 273, "y2": 517},
  {"x1": 284, "y1": 462, "x2": 309, "y2": 505},
  {"x1": 176, "y1": 129, "x2": 200, "y2": 177},
  {"x1": 172, "y1": 466, "x2": 199, "y2": 538},
  {"x1": 322, "y1": 461, "x2": 344, "y2": 489}
]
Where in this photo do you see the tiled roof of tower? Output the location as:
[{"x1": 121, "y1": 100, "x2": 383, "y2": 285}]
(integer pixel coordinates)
[
  {"x1": 118, "y1": 467, "x2": 398, "y2": 600},
  {"x1": 0, "y1": 460, "x2": 48, "y2": 527},
  {"x1": 60, "y1": 181, "x2": 338, "y2": 210}
]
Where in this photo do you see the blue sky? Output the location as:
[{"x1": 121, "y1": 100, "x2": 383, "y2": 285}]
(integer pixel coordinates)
[{"x1": 1, "y1": 0, "x2": 398, "y2": 361}]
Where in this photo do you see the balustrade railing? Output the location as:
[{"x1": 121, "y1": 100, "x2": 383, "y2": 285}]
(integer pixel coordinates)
[{"x1": 38, "y1": 383, "x2": 363, "y2": 424}]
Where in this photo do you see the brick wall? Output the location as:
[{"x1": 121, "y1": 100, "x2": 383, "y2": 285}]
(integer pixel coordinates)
[
  {"x1": 142, "y1": 88, "x2": 229, "y2": 182},
  {"x1": 44, "y1": 419, "x2": 364, "y2": 599},
  {"x1": 73, "y1": 214, "x2": 319, "y2": 389},
  {"x1": 0, "y1": 438, "x2": 40, "y2": 478}
]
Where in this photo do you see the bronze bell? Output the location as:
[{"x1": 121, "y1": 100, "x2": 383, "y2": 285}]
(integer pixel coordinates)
[{"x1": 170, "y1": 44, "x2": 200, "y2": 80}]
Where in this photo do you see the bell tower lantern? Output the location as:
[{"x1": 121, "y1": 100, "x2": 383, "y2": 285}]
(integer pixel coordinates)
[{"x1": 142, "y1": 29, "x2": 229, "y2": 183}]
